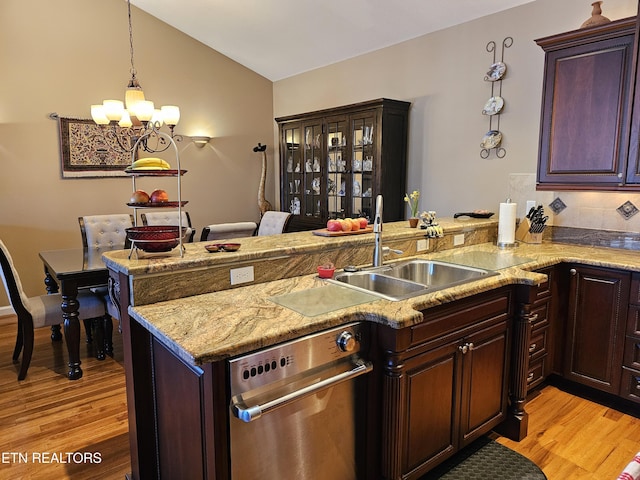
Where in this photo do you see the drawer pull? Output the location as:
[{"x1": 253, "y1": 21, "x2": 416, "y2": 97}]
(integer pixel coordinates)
[
  {"x1": 458, "y1": 343, "x2": 474, "y2": 354},
  {"x1": 527, "y1": 372, "x2": 535, "y2": 382},
  {"x1": 529, "y1": 343, "x2": 537, "y2": 353}
]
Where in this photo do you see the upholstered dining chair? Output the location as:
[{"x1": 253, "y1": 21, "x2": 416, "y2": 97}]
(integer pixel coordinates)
[
  {"x1": 78, "y1": 214, "x2": 133, "y2": 354},
  {"x1": 200, "y1": 222, "x2": 257, "y2": 242},
  {"x1": 141, "y1": 211, "x2": 195, "y2": 242},
  {"x1": 0, "y1": 239, "x2": 107, "y2": 380},
  {"x1": 256, "y1": 211, "x2": 292, "y2": 236}
]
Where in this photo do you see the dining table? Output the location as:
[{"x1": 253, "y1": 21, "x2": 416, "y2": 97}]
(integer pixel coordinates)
[{"x1": 38, "y1": 247, "x2": 118, "y2": 380}]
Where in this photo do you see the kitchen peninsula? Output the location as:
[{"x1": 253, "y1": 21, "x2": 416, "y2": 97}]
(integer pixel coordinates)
[{"x1": 103, "y1": 219, "x2": 640, "y2": 479}]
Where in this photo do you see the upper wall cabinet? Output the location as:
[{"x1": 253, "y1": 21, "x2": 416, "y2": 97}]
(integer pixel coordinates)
[
  {"x1": 276, "y1": 98, "x2": 410, "y2": 231},
  {"x1": 536, "y1": 17, "x2": 638, "y2": 190}
]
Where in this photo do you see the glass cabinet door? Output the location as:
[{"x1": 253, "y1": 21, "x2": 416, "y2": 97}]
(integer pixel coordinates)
[
  {"x1": 302, "y1": 121, "x2": 323, "y2": 219},
  {"x1": 325, "y1": 115, "x2": 349, "y2": 218},
  {"x1": 282, "y1": 124, "x2": 302, "y2": 216},
  {"x1": 350, "y1": 111, "x2": 376, "y2": 221}
]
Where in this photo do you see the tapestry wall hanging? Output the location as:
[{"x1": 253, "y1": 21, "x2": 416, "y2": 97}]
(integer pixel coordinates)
[{"x1": 53, "y1": 114, "x2": 131, "y2": 178}]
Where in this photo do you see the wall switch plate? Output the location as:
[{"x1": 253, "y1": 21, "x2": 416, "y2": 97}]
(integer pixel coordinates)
[
  {"x1": 417, "y1": 239, "x2": 429, "y2": 252},
  {"x1": 526, "y1": 200, "x2": 536, "y2": 213},
  {"x1": 230, "y1": 266, "x2": 254, "y2": 285},
  {"x1": 453, "y1": 234, "x2": 465, "y2": 246}
]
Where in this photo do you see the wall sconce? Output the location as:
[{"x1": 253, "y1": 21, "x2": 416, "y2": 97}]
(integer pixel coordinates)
[{"x1": 191, "y1": 136, "x2": 211, "y2": 148}]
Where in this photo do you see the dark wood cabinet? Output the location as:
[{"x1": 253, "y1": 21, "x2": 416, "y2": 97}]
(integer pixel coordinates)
[
  {"x1": 527, "y1": 266, "x2": 560, "y2": 392},
  {"x1": 563, "y1": 264, "x2": 630, "y2": 394},
  {"x1": 378, "y1": 288, "x2": 513, "y2": 479},
  {"x1": 535, "y1": 17, "x2": 637, "y2": 190},
  {"x1": 621, "y1": 273, "x2": 640, "y2": 403},
  {"x1": 276, "y1": 98, "x2": 410, "y2": 230}
]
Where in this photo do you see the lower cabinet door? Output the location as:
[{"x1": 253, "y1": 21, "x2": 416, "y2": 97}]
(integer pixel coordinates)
[
  {"x1": 564, "y1": 265, "x2": 630, "y2": 394},
  {"x1": 404, "y1": 340, "x2": 461, "y2": 474},
  {"x1": 459, "y1": 320, "x2": 509, "y2": 447}
]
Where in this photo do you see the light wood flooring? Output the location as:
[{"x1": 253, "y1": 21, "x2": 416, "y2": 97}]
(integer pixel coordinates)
[{"x1": 0, "y1": 315, "x2": 638, "y2": 479}]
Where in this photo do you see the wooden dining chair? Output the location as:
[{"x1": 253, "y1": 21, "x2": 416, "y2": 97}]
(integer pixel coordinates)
[
  {"x1": 200, "y1": 222, "x2": 257, "y2": 242},
  {"x1": 0, "y1": 239, "x2": 106, "y2": 380},
  {"x1": 257, "y1": 211, "x2": 292, "y2": 236},
  {"x1": 78, "y1": 214, "x2": 133, "y2": 356},
  {"x1": 141, "y1": 211, "x2": 195, "y2": 242}
]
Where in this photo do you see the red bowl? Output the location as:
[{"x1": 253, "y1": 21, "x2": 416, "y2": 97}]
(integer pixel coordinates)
[
  {"x1": 317, "y1": 265, "x2": 336, "y2": 278},
  {"x1": 126, "y1": 226, "x2": 185, "y2": 253}
]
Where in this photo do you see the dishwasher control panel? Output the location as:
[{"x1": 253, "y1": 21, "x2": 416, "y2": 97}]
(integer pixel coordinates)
[{"x1": 228, "y1": 322, "x2": 368, "y2": 395}]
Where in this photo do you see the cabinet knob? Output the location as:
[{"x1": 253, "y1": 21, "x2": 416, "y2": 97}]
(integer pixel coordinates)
[
  {"x1": 569, "y1": 268, "x2": 577, "y2": 276},
  {"x1": 458, "y1": 345, "x2": 468, "y2": 354}
]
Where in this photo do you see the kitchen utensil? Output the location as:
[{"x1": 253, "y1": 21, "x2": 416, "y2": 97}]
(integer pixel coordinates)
[{"x1": 453, "y1": 211, "x2": 495, "y2": 219}]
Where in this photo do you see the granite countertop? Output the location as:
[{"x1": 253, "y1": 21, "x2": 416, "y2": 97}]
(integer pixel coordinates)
[{"x1": 127, "y1": 239, "x2": 640, "y2": 367}]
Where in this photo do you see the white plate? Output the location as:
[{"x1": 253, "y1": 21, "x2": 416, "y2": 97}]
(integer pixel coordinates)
[
  {"x1": 486, "y1": 61, "x2": 506, "y2": 81},
  {"x1": 481, "y1": 130, "x2": 503, "y2": 149},
  {"x1": 482, "y1": 96, "x2": 504, "y2": 115}
]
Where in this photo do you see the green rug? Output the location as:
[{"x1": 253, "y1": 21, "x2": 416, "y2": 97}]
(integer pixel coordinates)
[{"x1": 419, "y1": 436, "x2": 547, "y2": 479}]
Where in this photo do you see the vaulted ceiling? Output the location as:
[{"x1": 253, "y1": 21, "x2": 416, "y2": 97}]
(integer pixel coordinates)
[{"x1": 131, "y1": 0, "x2": 537, "y2": 81}]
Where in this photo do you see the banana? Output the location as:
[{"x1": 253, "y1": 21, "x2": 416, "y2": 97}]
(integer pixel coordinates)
[{"x1": 130, "y1": 158, "x2": 170, "y2": 170}]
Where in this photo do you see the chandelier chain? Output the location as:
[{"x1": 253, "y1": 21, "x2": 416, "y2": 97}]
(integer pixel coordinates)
[{"x1": 128, "y1": 0, "x2": 137, "y2": 81}]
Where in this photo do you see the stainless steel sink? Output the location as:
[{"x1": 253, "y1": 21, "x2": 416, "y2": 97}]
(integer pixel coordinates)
[
  {"x1": 386, "y1": 259, "x2": 494, "y2": 287},
  {"x1": 330, "y1": 259, "x2": 497, "y2": 301}
]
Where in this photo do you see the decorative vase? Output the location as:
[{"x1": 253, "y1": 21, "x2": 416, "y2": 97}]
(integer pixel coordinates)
[
  {"x1": 580, "y1": 1, "x2": 611, "y2": 28},
  {"x1": 409, "y1": 218, "x2": 419, "y2": 228}
]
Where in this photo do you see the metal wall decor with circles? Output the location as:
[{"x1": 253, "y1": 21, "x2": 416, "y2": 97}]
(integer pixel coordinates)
[{"x1": 481, "y1": 37, "x2": 513, "y2": 159}]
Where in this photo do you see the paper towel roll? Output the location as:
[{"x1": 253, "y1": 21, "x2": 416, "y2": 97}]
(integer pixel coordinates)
[{"x1": 497, "y1": 202, "x2": 517, "y2": 245}]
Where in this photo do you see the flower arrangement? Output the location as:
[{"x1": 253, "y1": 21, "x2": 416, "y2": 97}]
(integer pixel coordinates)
[{"x1": 404, "y1": 190, "x2": 420, "y2": 218}]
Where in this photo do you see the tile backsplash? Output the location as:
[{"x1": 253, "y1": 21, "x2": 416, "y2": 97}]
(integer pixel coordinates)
[{"x1": 508, "y1": 173, "x2": 640, "y2": 233}]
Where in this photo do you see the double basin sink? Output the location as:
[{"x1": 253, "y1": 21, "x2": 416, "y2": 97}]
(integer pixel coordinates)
[{"x1": 328, "y1": 259, "x2": 498, "y2": 301}]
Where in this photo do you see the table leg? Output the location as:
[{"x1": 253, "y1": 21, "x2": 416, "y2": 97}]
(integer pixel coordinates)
[
  {"x1": 61, "y1": 293, "x2": 83, "y2": 380},
  {"x1": 44, "y1": 269, "x2": 63, "y2": 342}
]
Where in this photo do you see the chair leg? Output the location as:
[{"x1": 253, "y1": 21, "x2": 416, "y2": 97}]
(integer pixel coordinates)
[
  {"x1": 17, "y1": 319, "x2": 35, "y2": 381},
  {"x1": 12, "y1": 318, "x2": 24, "y2": 362},
  {"x1": 83, "y1": 318, "x2": 93, "y2": 343},
  {"x1": 104, "y1": 315, "x2": 114, "y2": 356},
  {"x1": 50, "y1": 325, "x2": 62, "y2": 341},
  {"x1": 92, "y1": 318, "x2": 106, "y2": 361}
]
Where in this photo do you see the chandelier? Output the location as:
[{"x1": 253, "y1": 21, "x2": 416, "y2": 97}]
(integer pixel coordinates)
[{"x1": 90, "y1": 0, "x2": 180, "y2": 154}]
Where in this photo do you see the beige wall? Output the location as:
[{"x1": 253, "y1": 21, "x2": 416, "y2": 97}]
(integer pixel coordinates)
[
  {"x1": 273, "y1": 0, "x2": 639, "y2": 228},
  {"x1": 0, "y1": 0, "x2": 274, "y2": 305}
]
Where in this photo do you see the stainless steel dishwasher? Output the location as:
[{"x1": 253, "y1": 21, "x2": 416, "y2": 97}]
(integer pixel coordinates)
[{"x1": 228, "y1": 322, "x2": 373, "y2": 479}]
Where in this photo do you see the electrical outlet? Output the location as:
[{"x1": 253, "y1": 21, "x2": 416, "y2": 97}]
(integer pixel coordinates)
[
  {"x1": 453, "y1": 234, "x2": 465, "y2": 246},
  {"x1": 230, "y1": 266, "x2": 254, "y2": 285},
  {"x1": 416, "y1": 239, "x2": 429, "y2": 252},
  {"x1": 526, "y1": 200, "x2": 536, "y2": 212}
]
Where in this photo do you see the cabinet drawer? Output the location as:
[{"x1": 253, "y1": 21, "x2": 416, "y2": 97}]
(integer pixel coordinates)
[
  {"x1": 630, "y1": 273, "x2": 640, "y2": 306},
  {"x1": 623, "y1": 336, "x2": 640, "y2": 370},
  {"x1": 620, "y1": 366, "x2": 640, "y2": 404},
  {"x1": 527, "y1": 356, "x2": 547, "y2": 391},
  {"x1": 529, "y1": 328, "x2": 547, "y2": 360},
  {"x1": 535, "y1": 267, "x2": 554, "y2": 299},
  {"x1": 531, "y1": 300, "x2": 550, "y2": 331},
  {"x1": 628, "y1": 305, "x2": 640, "y2": 337},
  {"x1": 414, "y1": 289, "x2": 512, "y2": 346}
]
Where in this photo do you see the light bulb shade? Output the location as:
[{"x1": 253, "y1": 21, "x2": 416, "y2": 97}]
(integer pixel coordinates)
[
  {"x1": 132, "y1": 100, "x2": 155, "y2": 122},
  {"x1": 91, "y1": 105, "x2": 110, "y2": 125},
  {"x1": 161, "y1": 105, "x2": 180, "y2": 126},
  {"x1": 151, "y1": 109, "x2": 164, "y2": 127},
  {"x1": 125, "y1": 87, "x2": 146, "y2": 111},
  {"x1": 118, "y1": 110, "x2": 133, "y2": 128},
  {"x1": 103, "y1": 100, "x2": 125, "y2": 122}
]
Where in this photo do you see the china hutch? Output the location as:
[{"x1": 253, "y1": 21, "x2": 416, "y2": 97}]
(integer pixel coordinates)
[{"x1": 276, "y1": 98, "x2": 410, "y2": 230}]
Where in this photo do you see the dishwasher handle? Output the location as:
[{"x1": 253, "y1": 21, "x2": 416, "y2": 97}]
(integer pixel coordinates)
[{"x1": 231, "y1": 359, "x2": 373, "y2": 423}]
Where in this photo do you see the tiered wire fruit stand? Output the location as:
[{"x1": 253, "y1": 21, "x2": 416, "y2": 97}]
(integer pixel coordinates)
[{"x1": 125, "y1": 129, "x2": 187, "y2": 258}]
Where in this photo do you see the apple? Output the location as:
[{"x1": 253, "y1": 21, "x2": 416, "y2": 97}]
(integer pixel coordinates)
[
  {"x1": 357, "y1": 217, "x2": 368, "y2": 229},
  {"x1": 340, "y1": 219, "x2": 351, "y2": 232},
  {"x1": 150, "y1": 189, "x2": 169, "y2": 203},
  {"x1": 130, "y1": 190, "x2": 150, "y2": 203},
  {"x1": 326, "y1": 219, "x2": 342, "y2": 232},
  {"x1": 350, "y1": 218, "x2": 360, "y2": 231}
]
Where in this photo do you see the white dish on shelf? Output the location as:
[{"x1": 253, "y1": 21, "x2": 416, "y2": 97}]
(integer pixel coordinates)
[
  {"x1": 486, "y1": 61, "x2": 506, "y2": 81},
  {"x1": 481, "y1": 130, "x2": 503, "y2": 149},
  {"x1": 482, "y1": 96, "x2": 504, "y2": 116}
]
